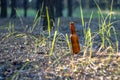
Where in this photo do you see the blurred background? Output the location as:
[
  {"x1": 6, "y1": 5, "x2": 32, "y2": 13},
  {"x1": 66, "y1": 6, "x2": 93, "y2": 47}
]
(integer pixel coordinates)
[{"x1": 0, "y1": 0, "x2": 120, "y2": 18}]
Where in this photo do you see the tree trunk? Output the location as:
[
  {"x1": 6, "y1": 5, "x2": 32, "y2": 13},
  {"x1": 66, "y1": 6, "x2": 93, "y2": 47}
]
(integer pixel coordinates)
[
  {"x1": 36, "y1": 0, "x2": 42, "y2": 17},
  {"x1": 99, "y1": 1, "x2": 106, "y2": 9},
  {"x1": 0, "y1": 0, "x2": 7, "y2": 18},
  {"x1": 42, "y1": 0, "x2": 55, "y2": 30},
  {"x1": 89, "y1": 0, "x2": 96, "y2": 9},
  {"x1": 23, "y1": 0, "x2": 28, "y2": 17},
  {"x1": 113, "y1": 0, "x2": 118, "y2": 9},
  {"x1": 68, "y1": 0, "x2": 72, "y2": 17},
  {"x1": 55, "y1": 0, "x2": 63, "y2": 17},
  {"x1": 11, "y1": 0, "x2": 16, "y2": 18},
  {"x1": 86, "y1": 0, "x2": 89, "y2": 8}
]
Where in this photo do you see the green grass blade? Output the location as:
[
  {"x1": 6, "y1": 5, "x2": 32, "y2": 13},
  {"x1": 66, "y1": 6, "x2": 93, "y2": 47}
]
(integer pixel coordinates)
[
  {"x1": 80, "y1": 5, "x2": 84, "y2": 27},
  {"x1": 30, "y1": 11, "x2": 41, "y2": 33},
  {"x1": 1, "y1": 32, "x2": 16, "y2": 43},
  {"x1": 50, "y1": 31, "x2": 57, "y2": 56},
  {"x1": 109, "y1": 0, "x2": 113, "y2": 23},
  {"x1": 8, "y1": 22, "x2": 15, "y2": 33},
  {"x1": 110, "y1": 26, "x2": 119, "y2": 53},
  {"x1": 94, "y1": 0, "x2": 104, "y2": 21},
  {"x1": 65, "y1": 34, "x2": 71, "y2": 52},
  {"x1": 88, "y1": 11, "x2": 93, "y2": 28},
  {"x1": 46, "y1": 7, "x2": 51, "y2": 37},
  {"x1": 56, "y1": 18, "x2": 60, "y2": 32}
]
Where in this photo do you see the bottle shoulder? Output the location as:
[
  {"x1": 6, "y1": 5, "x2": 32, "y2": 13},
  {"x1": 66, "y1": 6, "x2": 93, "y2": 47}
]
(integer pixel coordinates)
[
  {"x1": 70, "y1": 34, "x2": 79, "y2": 39},
  {"x1": 70, "y1": 34, "x2": 78, "y2": 37}
]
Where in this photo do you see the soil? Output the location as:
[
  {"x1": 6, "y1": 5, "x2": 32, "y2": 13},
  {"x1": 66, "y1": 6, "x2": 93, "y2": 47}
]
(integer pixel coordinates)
[{"x1": 0, "y1": 17, "x2": 120, "y2": 80}]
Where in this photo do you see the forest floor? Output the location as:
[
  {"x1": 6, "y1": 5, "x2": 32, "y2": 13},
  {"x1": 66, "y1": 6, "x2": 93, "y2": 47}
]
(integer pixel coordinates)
[{"x1": 0, "y1": 17, "x2": 120, "y2": 80}]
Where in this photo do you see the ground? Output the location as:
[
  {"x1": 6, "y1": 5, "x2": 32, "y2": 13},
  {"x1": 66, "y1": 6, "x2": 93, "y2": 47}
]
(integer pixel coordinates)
[{"x1": 0, "y1": 17, "x2": 120, "y2": 80}]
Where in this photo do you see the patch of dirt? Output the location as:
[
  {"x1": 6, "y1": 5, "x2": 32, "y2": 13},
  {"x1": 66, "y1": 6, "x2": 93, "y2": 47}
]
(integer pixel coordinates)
[{"x1": 0, "y1": 17, "x2": 120, "y2": 80}]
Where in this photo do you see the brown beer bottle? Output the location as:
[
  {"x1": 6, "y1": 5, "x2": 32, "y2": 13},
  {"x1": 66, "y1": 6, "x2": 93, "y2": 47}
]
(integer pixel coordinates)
[{"x1": 70, "y1": 22, "x2": 80, "y2": 54}]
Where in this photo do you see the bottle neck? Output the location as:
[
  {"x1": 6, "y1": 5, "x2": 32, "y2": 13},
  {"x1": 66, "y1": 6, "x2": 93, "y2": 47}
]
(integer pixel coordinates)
[{"x1": 70, "y1": 22, "x2": 76, "y2": 34}]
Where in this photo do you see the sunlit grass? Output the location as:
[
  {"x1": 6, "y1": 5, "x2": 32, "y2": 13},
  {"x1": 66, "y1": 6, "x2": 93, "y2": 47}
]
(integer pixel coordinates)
[
  {"x1": 49, "y1": 31, "x2": 57, "y2": 56},
  {"x1": 46, "y1": 7, "x2": 51, "y2": 37},
  {"x1": 78, "y1": 0, "x2": 119, "y2": 65},
  {"x1": 30, "y1": 10, "x2": 41, "y2": 33}
]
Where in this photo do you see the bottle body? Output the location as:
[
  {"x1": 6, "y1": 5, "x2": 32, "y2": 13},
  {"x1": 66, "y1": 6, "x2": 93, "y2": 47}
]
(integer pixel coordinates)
[{"x1": 70, "y1": 34, "x2": 80, "y2": 54}]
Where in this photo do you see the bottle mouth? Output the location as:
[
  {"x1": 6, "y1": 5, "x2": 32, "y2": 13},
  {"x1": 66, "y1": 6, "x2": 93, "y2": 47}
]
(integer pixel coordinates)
[
  {"x1": 70, "y1": 22, "x2": 74, "y2": 26},
  {"x1": 70, "y1": 22, "x2": 76, "y2": 34}
]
